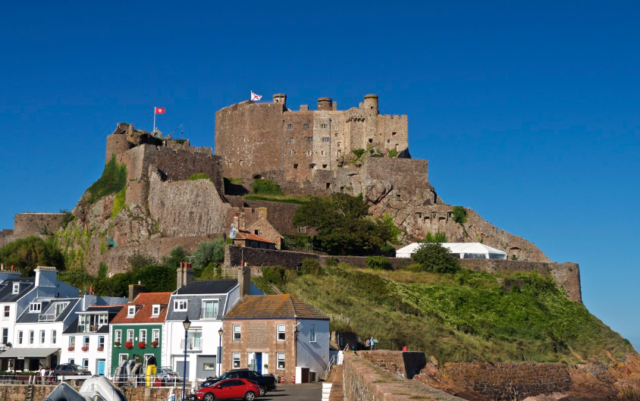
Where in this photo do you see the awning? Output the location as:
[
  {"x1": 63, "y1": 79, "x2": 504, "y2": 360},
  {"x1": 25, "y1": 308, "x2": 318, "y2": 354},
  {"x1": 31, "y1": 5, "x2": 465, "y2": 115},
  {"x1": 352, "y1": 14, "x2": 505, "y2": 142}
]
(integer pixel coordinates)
[{"x1": 0, "y1": 347, "x2": 60, "y2": 359}]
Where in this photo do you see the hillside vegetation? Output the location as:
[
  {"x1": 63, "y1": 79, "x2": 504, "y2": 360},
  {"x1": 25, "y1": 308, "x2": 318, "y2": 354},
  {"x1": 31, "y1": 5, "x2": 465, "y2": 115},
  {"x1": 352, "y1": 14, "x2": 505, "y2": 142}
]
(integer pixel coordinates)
[{"x1": 264, "y1": 263, "x2": 634, "y2": 364}]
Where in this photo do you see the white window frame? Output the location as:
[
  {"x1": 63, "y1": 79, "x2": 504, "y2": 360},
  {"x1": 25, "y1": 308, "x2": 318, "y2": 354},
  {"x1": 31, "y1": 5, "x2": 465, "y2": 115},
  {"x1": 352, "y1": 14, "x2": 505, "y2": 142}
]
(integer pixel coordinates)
[
  {"x1": 98, "y1": 336, "x2": 105, "y2": 348},
  {"x1": 29, "y1": 330, "x2": 34, "y2": 344},
  {"x1": 3, "y1": 306, "x2": 9, "y2": 318},
  {"x1": 69, "y1": 336, "x2": 75, "y2": 347},
  {"x1": 277, "y1": 353, "x2": 285, "y2": 370},
  {"x1": 1, "y1": 328, "x2": 7, "y2": 345},
  {"x1": 232, "y1": 352, "x2": 241, "y2": 368},
  {"x1": 277, "y1": 324, "x2": 285, "y2": 341},
  {"x1": 140, "y1": 329, "x2": 147, "y2": 344},
  {"x1": 82, "y1": 358, "x2": 89, "y2": 370},
  {"x1": 174, "y1": 300, "x2": 188, "y2": 312},
  {"x1": 152, "y1": 329, "x2": 160, "y2": 343},
  {"x1": 118, "y1": 354, "x2": 128, "y2": 365},
  {"x1": 29, "y1": 302, "x2": 41, "y2": 313},
  {"x1": 126, "y1": 329, "x2": 134, "y2": 342},
  {"x1": 233, "y1": 325, "x2": 241, "y2": 341},
  {"x1": 40, "y1": 330, "x2": 45, "y2": 344},
  {"x1": 151, "y1": 305, "x2": 160, "y2": 317},
  {"x1": 127, "y1": 306, "x2": 136, "y2": 318},
  {"x1": 51, "y1": 330, "x2": 57, "y2": 344},
  {"x1": 201, "y1": 300, "x2": 219, "y2": 319},
  {"x1": 12, "y1": 283, "x2": 19, "y2": 294},
  {"x1": 114, "y1": 330, "x2": 122, "y2": 345},
  {"x1": 310, "y1": 324, "x2": 316, "y2": 342},
  {"x1": 18, "y1": 331, "x2": 23, "y2": 345}
]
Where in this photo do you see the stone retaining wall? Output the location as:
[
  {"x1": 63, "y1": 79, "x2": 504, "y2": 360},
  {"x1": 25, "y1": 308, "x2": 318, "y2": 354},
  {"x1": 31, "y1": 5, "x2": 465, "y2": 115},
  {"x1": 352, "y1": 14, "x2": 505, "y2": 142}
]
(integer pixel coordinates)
[
  {"x1": 0, "y1": 384, "x2": 188, "y2": 401},
  {"x1": 358, "y1": 350, "x2": 426, "y2": 379}
]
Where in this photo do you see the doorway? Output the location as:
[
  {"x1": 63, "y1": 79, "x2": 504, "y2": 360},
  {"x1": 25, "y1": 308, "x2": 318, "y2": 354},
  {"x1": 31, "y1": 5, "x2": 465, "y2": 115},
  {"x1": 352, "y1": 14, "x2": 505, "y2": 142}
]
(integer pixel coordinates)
[{"x1": 97, "y1": 359, "x2": 106, "y2": 375}]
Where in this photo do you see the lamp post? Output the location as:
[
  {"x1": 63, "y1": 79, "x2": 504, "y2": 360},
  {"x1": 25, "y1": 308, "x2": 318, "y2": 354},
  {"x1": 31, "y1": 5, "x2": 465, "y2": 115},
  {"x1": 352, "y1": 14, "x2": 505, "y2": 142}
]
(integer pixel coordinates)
[
  {"x1": 293, "y1": 325, "x2": 300, "y2": 384},
  {"x1": 217, "y1": 328, "x2": 223, "y2": 378},
  {"x1": 182, "y1": 317, "x2": 191, "y2": 401}
]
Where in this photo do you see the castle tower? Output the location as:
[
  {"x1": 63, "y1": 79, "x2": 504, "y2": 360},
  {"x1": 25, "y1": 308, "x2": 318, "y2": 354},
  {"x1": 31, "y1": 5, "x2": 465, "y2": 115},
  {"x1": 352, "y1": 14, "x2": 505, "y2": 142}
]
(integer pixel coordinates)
[
  {"x1": 273, "y1": 94, "x2": 287, "y2": 107},
  {"x1": 364, "y1": 94, "x2": 379, "y2": 114},
  {"x1": 317, "y1": 97, "x2": 333, "y2": 111}
]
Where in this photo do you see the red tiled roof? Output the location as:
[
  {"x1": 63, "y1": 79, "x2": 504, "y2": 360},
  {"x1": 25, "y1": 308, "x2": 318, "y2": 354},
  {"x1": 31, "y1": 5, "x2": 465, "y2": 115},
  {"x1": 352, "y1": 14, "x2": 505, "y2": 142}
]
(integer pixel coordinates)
[
  {"x1": 111, "y1": 292, "x2": 172, "y2": 324},
  {"x1": 224, "y1": 294, "x2": 328, "y2": 320},
  {"x1": 235, "y1": 229, "x2": 275, "y2": 244}
]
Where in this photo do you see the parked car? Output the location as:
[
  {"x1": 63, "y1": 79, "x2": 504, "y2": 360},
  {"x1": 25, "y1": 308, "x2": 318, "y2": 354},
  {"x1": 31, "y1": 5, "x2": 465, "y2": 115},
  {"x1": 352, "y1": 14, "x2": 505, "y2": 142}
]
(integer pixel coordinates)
[
  {"x1": 156, "y1": 367, "x2": 182, "y2": 383},
  {"x1": 54, "y1": 364, "x2": 91, "y2": 377},
  {"x1": 201, "y1": 369, "x2": 276, "y2": 396},
  {"x1": 195, "y1": 378, "x2": 259, "y2": 401}
]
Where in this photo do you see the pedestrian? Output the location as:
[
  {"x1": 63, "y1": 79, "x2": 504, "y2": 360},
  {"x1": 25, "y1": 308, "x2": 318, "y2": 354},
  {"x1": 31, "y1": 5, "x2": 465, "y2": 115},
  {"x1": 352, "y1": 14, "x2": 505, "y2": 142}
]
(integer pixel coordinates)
[
  {"x1": 146, "y1": 355, "x2": 157, "y2": 387},
  {"x1": 402, "y1": 345, "x2": 407, "y2": 351},
  {"x1": 370, "y1": 337, "x2": 374, "y2": 350},
  {"x1": 40, "y1": 366, "x2": 47, "y2": 385},
  {"x1": 365, "y1": 338, "x2": 370, "y2": 348},
  {"x1": 48, "y1": 367, "x2": 55, "y2": 384}
]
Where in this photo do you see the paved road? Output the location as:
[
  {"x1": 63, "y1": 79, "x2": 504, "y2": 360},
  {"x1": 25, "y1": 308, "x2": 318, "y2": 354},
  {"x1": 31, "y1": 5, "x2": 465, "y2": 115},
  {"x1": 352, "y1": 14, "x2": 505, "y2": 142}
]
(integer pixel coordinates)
[{"x1": 260, "y1": 383, "x2": 323, "y2": 400}]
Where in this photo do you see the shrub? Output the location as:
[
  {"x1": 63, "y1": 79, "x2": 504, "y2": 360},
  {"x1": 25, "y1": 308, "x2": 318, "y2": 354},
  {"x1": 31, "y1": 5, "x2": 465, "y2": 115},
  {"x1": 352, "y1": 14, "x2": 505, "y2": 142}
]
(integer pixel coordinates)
[
  {"x1": 60, "y1": 210, "x2": 75, "y2": 229},
  {"x1": 411, "y1": 243, "x2": 461, "y2": 274},
  {"x1": 388, "y1": 149, "x2": 398, "y2": 158},
  {"x1": 425, "y1": 232, "x2": 447, "y2": 243},
  {"x1": 111, "y1": 187, "x2": 126, "y2": 219},
  {"x1": 162, "y1": 246, "x2": 189, "y2": 269},
  {"x1": 128, "y1": 253, "x2": 157, "y2": 271},
  {"x1": 97, "y1": 262, "x2": 108, "y2": 279},
  {"x1": 188, "y1": 173, "x2": 213, "y2": 182},
  {"x1": 301, "y1": 259, "x2": 322, "y2": 275},
  {"x1": 192, "y1": 238, "x2": 225, "y2": 270},
  {"x1": 366, "y1": 256, "x2": 392, "y2": 270},
  {"x1": 87, "y1": 155, "x2": 127, "y2": 203},
  {"x1": 452, "y1": 206, "x2": 467, "y2": 225},
  {"x1": 253, "y1": 179, "x2": 284, "y2": 195},
  {"x1": 352, "y1": 149, "x2": 365, "y2": 159},
  {"x1": 263, "y1": 266, "x2": 286, "y2": 284},
  {"x1": 0, "y1": 236, "x2": 65, "y2": 275}
]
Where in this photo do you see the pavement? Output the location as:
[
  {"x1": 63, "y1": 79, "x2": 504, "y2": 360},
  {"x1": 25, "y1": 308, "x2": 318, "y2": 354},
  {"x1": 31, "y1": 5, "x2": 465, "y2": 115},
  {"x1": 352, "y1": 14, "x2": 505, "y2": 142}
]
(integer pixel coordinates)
[{"x1": 258, "y1": 383, "x2": 323, "y2": 400}]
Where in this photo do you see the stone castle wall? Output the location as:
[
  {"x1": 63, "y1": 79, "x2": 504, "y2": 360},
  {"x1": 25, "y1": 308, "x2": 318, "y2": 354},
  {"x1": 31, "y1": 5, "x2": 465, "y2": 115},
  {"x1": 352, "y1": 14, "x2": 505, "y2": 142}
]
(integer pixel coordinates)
[{"x1": 14, "y1": 213, "x2": 66, "y2": 237}]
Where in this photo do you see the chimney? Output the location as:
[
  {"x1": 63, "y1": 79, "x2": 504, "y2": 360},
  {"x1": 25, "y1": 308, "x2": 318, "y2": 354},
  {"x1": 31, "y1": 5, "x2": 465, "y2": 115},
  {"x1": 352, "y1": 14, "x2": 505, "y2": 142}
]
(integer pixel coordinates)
[
  {"x1": 238, "y1": 266, "x2": 251, "y2": 298},
  {"x1": 177, "y1": 262, "x2": 194, "y2": 290},
  {"x1": 35, "y1": 266, "x2": 58, "y2": 288},
  {"x1": 128, "y1": 282, "x2": 146, "y2": 302},
  {"x1": 257, "y1": 207, "x2": 267, "y2": 219}
]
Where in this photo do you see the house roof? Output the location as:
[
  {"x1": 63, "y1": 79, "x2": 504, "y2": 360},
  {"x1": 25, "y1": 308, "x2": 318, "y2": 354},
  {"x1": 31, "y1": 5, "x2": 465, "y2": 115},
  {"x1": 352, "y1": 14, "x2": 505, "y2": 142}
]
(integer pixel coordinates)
[
  {"x1": 175, "y1": 280, "x2": 238, "y2": 295},
  {"x1": 224, "y1": 294, "x2": 328, "y2": 320},
  {"x1": 110, "y1": 292, "x2": 172, "y2": 325},
  {"x1": 235, "y1": 229, "x2": 275, "y2": 244},
  {"x1": 16, "y1": 298, "x2": 80, "y2": 323},
  {"x1": 0, "y1": 278, "x2": 34, "y2": 302},
  {"x1": 64, "y1": 305, "x2": 123, "y2": 334}
]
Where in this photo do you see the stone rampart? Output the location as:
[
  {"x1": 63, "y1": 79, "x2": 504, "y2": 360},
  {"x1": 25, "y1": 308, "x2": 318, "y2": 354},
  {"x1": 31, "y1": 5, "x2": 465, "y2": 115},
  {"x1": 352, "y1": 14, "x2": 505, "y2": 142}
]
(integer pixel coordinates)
[
  {"x1": 14, "y1": 213, "x2": 65, "y2": 237},
  {"x1": 225, "y1": 245, "x2": 315, "y2": 269},
  {"x1": 0, "y1": 229, "x2": 14, "y2": 248},
  {"x1": 342, "y1": 351, "x2": 464, "y2": 401},
  {"x1": 357, "y1": 350, "x2": 427, "y2": 379}
]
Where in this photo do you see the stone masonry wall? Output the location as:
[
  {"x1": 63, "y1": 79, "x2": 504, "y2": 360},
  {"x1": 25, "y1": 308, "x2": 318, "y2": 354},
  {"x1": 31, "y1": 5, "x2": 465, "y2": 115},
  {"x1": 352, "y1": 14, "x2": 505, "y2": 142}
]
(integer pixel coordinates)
[
  {"x1": 342, "y1": 352, "x2": 464, "y2": 401},
  {"x1": 14, "y1": 213, "x2": 65, "y2": 237},
  {"x1": 358, "y1": 350, "x2": 427, "y2": 379},
  {"x1": 0, "y1": 384, "x2": 188, "y2": 401}
]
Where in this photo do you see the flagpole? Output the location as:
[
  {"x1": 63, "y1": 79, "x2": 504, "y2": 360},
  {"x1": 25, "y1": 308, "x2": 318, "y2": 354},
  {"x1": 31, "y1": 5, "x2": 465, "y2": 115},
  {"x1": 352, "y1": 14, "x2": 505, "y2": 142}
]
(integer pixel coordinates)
[{"x1": 153, "y1": 108, "x2": 156, "y2": 133}]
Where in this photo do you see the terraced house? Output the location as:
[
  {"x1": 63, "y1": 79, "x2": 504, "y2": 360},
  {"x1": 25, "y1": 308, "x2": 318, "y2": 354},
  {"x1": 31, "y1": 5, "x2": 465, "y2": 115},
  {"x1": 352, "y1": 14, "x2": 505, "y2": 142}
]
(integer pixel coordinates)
[{"x1": 108, "y1": 284, "x2": 170, "y2": 376}]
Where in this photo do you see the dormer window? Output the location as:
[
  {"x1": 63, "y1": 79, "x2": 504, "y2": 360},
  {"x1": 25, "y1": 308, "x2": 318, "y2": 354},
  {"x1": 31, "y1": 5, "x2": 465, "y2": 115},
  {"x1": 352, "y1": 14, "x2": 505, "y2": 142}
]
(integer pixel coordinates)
[
  {"x1": 152, "y1": 304, "x2": 161, "y2": 317},
  {"x1": 12, "y1": 283, "x2": 19, "y2": 294},
  {"x1": 29, "y1": 302, "x2": 41, "y2": 313},
  {"x1": 127, "y1": 306, "x2": 137, "y2": 318},
  {"x1": 174, "y1": 300, "x2": 188, "y2": 312}
]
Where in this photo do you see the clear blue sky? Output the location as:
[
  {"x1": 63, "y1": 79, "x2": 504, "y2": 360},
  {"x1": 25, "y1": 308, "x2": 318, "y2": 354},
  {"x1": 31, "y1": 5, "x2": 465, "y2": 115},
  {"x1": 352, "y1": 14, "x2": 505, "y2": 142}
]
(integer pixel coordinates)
[{"x1": 1, "y1": 1, "x2": 638, "y2": 350}]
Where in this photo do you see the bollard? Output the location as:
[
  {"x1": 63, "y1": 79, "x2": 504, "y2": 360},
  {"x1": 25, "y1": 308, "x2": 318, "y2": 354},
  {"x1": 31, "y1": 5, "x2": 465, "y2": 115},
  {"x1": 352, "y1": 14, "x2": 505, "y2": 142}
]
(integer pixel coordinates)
[{"x1": 291, "y1": 375, "x2": 295, "y2": 384}]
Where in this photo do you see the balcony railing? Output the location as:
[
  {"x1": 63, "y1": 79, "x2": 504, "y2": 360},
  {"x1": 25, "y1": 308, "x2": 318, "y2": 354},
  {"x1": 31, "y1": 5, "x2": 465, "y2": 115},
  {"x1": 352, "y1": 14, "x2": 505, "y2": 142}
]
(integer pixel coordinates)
[
  {"x1": 38, "y1": 313, "x2": 58, "y2": 322},
  {"x1": 180, "y1": 337, "x2": 202, "y2": 351},
  {"x1": 78, "y1": 324, "x2": 103, "y2": 333}
]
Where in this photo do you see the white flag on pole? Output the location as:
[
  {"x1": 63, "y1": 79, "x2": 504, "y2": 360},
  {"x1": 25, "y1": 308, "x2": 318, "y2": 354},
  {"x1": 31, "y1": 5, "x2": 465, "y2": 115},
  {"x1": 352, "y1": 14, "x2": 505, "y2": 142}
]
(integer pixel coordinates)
[{"x1": 251, "y1": 91, "x2": 262, "y2": 101}]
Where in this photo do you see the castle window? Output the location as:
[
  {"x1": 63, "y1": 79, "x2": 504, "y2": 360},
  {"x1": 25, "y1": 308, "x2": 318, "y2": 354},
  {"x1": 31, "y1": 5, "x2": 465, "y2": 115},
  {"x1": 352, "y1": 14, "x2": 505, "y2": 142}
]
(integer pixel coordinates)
[
  {"x1": 307, "y1": 137, "x2": 313, "y2": 142},
  {"x1": 322, "y1": 137, "x2": 330, "y2": 143},
  {"x1": 337, "y1": 142, "x2": 341, "y2": 148},
  {"x1": 322, "y1": 164, "x2": 327, "y2": 169},
  {"x1": 298, "y1": 226, "x2": 307, "y2": 234},
  {"x1": 287, "y1": 124, "x2": 292, "y2": 130},
  {"x1": 321, "y1": 151, "x2": 324, "y2": 155},
  {"x1": 254, "y1": 230, "x2": 260, "y2": 235},
  {"x1": 368, "y1": 138, "x2": 373, "y2": 143},
  {"x1": 392, "y1": 132, "x2": 397, "y2": 136},
  {"x1": 326, "y1": 183, "x2": 331, "y2": 189},
  {"x1": 293, "y1": 164, "x2": 298, "y2": 169},
  {"x1": 289, "y1": 138, "x2": 294, "y2": 143},
  {"x1": 306, "y1": 150, "x2": 312, "y2": 156},
  {"x1": 303, "y1": 124, "x2": 309, "y2": 129},
  {"x1": 387, "y1": 140, "x2": 390, "y2": 143},
  {"x1": 335, "y1": 133, "x2": 338, "y2": 136},
  {"x1": 321, "y1": 124, "x2": 327, "y2": 129},
  {"x1": 288, "y1": 150, "x2": 292, "y2": 156},
  {"x1": 309, "y1": 164, "x2": 315, "y2": 169}
]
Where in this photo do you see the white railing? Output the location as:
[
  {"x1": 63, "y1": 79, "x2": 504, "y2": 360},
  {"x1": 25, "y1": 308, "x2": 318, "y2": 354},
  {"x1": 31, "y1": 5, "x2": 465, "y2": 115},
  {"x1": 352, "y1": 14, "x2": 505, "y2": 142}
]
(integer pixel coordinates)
[{"x1": 39, "y1": 313, "x2": 57, "y2": 322}]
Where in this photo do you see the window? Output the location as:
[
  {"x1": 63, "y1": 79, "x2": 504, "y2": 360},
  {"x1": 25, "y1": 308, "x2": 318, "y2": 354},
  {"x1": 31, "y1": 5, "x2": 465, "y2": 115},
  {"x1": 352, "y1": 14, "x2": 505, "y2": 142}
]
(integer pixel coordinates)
[
  {"x1": 233, "y1": 325, "x2": 241, "y2": 341},
  {"x1": 29, "y1": 303, "x2": 41, "y2": 313},
  {"x1": 98, "y1": 336, "x2": 105, "y2": 349},
  {"x1": 118, "y1": 354, "x2": 128, "y2": 365},
  {"x1": 321, "y1": 151, "x2": 324, "y2": 155},
  {"x1": 174, "y1": 300, "x2": 188, "y2": 312},
  {"x1": 152, "y1": 305, "x2": 160, "y2": 317},
  {"x1": 277, "y1": 353, "x2": 285, "y2": 370},
  {"x1": 203, "y1": 363, "x2": 215, "y2": 371},
  {"x1": 288, "y1": 150, "x2": 292, "y2": 156},
  {"x1": 29, "y1": 331, "x2": 34, "y2": 344},
  {"x1": 310, "y1": 324, "x2": 316, "y2": 342},
  {"x1": 293, "y1": 164, "x2": 298, "y2": 169},
  {"x1": 289, "y1": 137, "x2": 294, "y2": 144},
  {"x1": 387, "y1": 139, "x2": 390, "y2": 144},
  {"x1": 152, "y1": 329, "x2": 160, "y2": 343},
  {"x1": 307, "y1": 137, "x2": 313, "y2": 142},
  {"x1": 232, "y1": 352, "x2": 241, "y2": 368},
  {"x1": 306, "y1": 150, "x2": 311, "y2": 156},
  {"x1": 202, "y1": 300, "x2": 219, "y2": 319},
  {"x1": 127, "y1": 306, "x2": 136, "y2": 317},
  {"x1": 287, "y1": 124, "x2": 292, "y2": 130},
  {"x1": 69, "y1": 336, "x2": 75, "y2": 348},
  {"x1": 12, "y1": 283, "x2": 19, "y2": 294},
  {"x1": 40, "y1": 330, "x2": 45, "y2": 344},
  {"x1": 392, "y1": 132, "x2": 397, "y2": 136},
  {"x1": 303, "y1": 124, "x2": 309, "y2": 129},
  {"x1": 277, "y1": 324, "x2": 285, "y2": 341},
  {"x1": 322, "y1": 164, "x2": 327, "y2": 169},
  {"x1": 18, "y1": 331, "x2": 23, "y2": 345},
  {"x1": 126, "y1": 329, "x2": 134, "y2": 342},
  {"x1": 83, "y1": 359, "x2": 89, "y2": 370},
  {"x1": 337, "y1": 142, "x2": 341, "y2": 148},
  {"x1": 69, "y1": 358, "x2": 75, "y2": 365},
  {"x1": 3, "y1": 306, "x2": 8, "y2": 318},
  {"x1": 140, "y1": 329, "x2": 147, "y2": 344},
  {"x1": 115, "y1": 330, "x2": 122, "y2": 345},
  {"x1": 321, "y1": 124, "x2": 327, "y2": 129},
  {"x1": 2, "y1": 328, "x2": 7, "y2": 344},
  {"x1": 254, "y1": 229, "x2": 260, "y2": 235},
  {"x1": 322, "y1": 137, "x2": 330, "y2": 143},
  {"x1": 83, "y1": 336, "x2": 90, "y2": 346},
  {"x1": 298, "y1": 226, "x2": 307, "y2": 234},
  {"x1": 55, "y1": 302, "x2": 67, "y2": 316}
]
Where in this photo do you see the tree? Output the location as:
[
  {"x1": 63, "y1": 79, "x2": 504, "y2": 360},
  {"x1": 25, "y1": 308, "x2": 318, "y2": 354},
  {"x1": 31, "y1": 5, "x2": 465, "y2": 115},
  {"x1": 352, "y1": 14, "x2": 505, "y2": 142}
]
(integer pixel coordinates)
[
  {"x1": 192, "y1": 239, "x2": 226, "y2": 270},
  {"x1": 452, "y1": 206, "x2": 468, "y2": 225},
  {"x1": 425, "y1": 232, "x2": 447, "y2": 243},
  {"x1": 293, "y1": 193, "x2": 397, "y2": 256},
  {"x1": 411, "y1": 243, "x2": 460, "y2": 274},
  {"x1": 0, "y1": 236, "x2": 65, "y2": 276},
  {"x1": 162, "y1": 246, "x2": 189, "y2": 269}
]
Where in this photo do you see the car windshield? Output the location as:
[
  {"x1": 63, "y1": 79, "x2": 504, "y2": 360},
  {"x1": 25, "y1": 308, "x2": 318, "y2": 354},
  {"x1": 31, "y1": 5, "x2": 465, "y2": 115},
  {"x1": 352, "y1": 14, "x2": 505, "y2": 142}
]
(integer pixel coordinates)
[{"x1": 73, "y1": 365, "x2": 84, "y2": 370}]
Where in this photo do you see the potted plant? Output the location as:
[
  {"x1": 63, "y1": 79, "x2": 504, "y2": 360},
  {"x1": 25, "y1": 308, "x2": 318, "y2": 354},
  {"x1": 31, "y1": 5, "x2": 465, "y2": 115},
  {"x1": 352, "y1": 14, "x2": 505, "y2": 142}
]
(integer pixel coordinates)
[
  {"x1": 114, "y1": 341, "x2": 121, "y2": 347},
  {"x1": 97, "y1": 346, "x2": 104, "y2": 351},
  {"x1": 263, "y1": 364, "x2": 268, "y2": 369},
  {"x1": 124, "y1": 341, "x2": 133, "y2": 349},
  {"x1": 81, "y1": 345, "x2": 89, "y2": 352},
  {"x1": 151, "y1": 340, "x2": 159, "y2": 348},
  {"x1": 137, "y1": 342, "x2": 146, "y2": 349},
  {"x1": 68, "y1": 346, "x2": 75, "y2": 351}
]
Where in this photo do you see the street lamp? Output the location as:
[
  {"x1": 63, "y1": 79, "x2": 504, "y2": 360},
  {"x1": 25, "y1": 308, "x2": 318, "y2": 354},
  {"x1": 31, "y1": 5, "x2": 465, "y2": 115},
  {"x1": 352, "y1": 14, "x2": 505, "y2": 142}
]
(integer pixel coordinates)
[
  {"x1": 293, "y1": 325, "x2": 300, "y2": 384},
  {"x1": 217, "y1": 328, "x2": 223, "y2": 377},
  {"x1": 182, "y1": 317, "x2": 191, "y2": 401}
]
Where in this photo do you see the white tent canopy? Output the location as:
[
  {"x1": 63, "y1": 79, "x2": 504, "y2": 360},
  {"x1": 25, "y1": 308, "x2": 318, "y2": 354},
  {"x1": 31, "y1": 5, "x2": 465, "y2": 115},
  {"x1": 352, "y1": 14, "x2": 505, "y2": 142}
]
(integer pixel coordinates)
[{"x1": 396, "y1": 242, "x2": 507, "y2": 260}]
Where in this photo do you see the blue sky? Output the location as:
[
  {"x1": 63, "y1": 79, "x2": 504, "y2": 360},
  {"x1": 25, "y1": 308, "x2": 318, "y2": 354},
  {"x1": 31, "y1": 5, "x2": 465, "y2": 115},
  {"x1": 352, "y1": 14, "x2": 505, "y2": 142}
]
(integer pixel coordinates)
[{"x1": 1, "y1": 1, "x2": 638, "y2": 350}]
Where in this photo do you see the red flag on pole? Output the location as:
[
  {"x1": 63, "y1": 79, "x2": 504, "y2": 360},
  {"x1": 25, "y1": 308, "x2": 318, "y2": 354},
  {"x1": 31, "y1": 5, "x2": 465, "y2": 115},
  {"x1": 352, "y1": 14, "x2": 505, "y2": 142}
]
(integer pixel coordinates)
[
  {"x1": 154, "y1": 107, "x2": 166, "y2": 114},
  {"x1": 250, "y1": 91, "x2": 262, "y2": 101}
]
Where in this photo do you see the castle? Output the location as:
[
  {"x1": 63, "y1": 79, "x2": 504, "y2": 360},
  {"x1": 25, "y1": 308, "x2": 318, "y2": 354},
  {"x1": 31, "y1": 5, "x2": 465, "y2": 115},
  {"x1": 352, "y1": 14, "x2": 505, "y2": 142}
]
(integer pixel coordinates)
[{"x1": 0, "y1": 93, "x2": 571, "y2": 295}]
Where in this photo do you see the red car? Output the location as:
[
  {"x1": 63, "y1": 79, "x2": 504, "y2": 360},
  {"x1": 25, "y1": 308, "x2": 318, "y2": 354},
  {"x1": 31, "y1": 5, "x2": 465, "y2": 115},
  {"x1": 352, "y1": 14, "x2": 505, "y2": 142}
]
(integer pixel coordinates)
[{"x1": 195, "y1": 378, "x2": 260, "y2": 401}]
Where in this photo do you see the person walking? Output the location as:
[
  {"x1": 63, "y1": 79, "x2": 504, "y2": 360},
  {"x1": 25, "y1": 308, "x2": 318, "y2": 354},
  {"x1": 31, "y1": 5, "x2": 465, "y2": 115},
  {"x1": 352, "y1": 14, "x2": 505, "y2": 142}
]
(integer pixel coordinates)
[
  {"x1": 370, "y1": 337, "x2": 374, "y2": 350},
  {"x1": 146, "y1": 355, "x2": 157, "y2": 387},
  {"x1": 365, "y1": 338, "x2": 370, "y2": 349},
  {"x1": 40, "y1": 366, "x2": 47, "y2": 385}
]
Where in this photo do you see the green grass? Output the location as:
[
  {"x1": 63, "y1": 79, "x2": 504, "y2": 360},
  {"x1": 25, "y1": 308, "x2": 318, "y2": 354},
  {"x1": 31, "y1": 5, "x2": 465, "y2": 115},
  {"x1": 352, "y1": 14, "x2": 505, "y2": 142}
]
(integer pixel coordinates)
[
  {"x1": 86, "y1": 155, "x2": 127, "y2": 203},
  {"x1": 253, "y1": 179, "x2": 284, "y2": 195},
  {"x1": 278, "y1": 264, "x2": 634, "y2": 364},
  {"x1": 243, "y1": 194, "x2": 311, "y2": 205},
  {"x1": 188, "y1": 173, "x2": 213, "y2": 182}
]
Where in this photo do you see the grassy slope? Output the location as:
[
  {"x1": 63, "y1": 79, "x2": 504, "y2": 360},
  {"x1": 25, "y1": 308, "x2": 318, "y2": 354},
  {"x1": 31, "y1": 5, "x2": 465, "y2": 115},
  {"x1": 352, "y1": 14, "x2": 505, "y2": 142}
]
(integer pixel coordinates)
[{"x1": 271, "y1": 264, "x2": 634, "y2": 364}]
